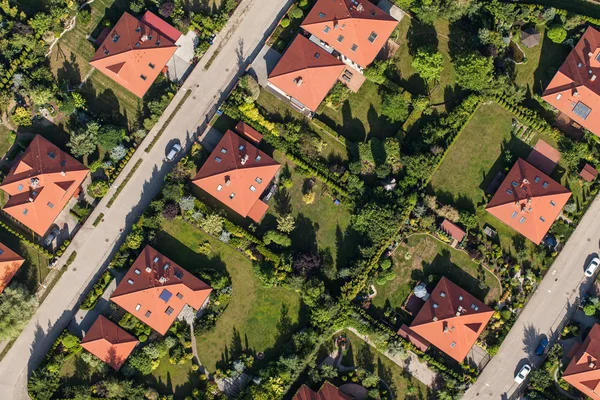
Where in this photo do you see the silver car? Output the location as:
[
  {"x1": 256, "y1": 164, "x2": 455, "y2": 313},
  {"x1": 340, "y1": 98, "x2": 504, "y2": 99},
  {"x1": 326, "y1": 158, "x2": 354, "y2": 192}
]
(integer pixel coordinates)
[
  {"x1": 165, "y1": 143, "x2": 182, "y2": 162},
  {"x1": 515, "y1": 364, "x2": 531, "y2": 384}
]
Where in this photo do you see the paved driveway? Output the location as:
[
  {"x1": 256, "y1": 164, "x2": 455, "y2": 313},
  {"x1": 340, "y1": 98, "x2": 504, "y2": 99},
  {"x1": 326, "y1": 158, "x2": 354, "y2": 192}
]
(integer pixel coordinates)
[
  {"x1": 0, "y1": 0, "x2": 293, "y2": 398},
  {"x1": 465, "y1": 195, "x2": 600, "y2": 399}
]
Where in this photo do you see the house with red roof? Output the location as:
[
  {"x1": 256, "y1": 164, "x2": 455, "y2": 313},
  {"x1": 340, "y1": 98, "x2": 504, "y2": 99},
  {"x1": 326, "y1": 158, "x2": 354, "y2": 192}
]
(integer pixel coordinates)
[
  {"x1": 267, "y1": 34, "x2": 346, "y2": 112},
  {"x1": 293, "y1": 382, "x2": 353, "y2": 400},
  {"x1": 192, "y1": 128, "x2": 280, "y2": 222},
  {"x1": 406, "y1": 277, "x2": 494, "y2": 362},
  {"x1": 0, "y1": 135, "x2": 89, "y2": 237},
  {"x1": 563, "y1": 324, "x2": 600, "y2": 399},
  {"x1": 80, "y1": 315, "x2": 138, "y2": 370},
  {"x1": 542, "y1": 26, "x2": 600, "y2": 137},
  {"x1": 110, "y1": 245, "x2": 212, "y2": 335},
  {"x1": 440, "y1": 219, "x2": 466, "y2": 246},
  {"x1": 580, "y1": 163, "x2": 598, "y2": 182},
  {"x1": 485, "y1": 158, "x2": 571, "y2": 245},
  {"x1": 301, "y1": 0, "x2": 398, "y2": 70},
  {"x1": 0, "y1": 242, "x2": 24, "y2": 295},
  {"x1": 90, "y1": 11, "x2": 181, "y2": 98}
]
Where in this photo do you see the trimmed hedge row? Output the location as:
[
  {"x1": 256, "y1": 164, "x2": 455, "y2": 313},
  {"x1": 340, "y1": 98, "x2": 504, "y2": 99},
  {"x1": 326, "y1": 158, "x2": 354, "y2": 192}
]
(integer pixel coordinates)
[
  {"x1": 493, "y1": 95, "x2": 561, "y2": 141},
  {"x1": 80, "y1": 270, "x2": 113, "y2": 310},
  {"x1": 106, "y1": 159, "x2": 143, "y2": 208},
  {"x1": 222, "y1": 219, "x2": 280, "y2": 263},
  {"x1": 107, "y1": 147, "x2": 136, "y2": 184},
  {"x1": 286, "y1": 151, "x2": 352, "y2": 201},
  {"x1": 0, "y1": 220, "x2": 52, "y2": 257}
]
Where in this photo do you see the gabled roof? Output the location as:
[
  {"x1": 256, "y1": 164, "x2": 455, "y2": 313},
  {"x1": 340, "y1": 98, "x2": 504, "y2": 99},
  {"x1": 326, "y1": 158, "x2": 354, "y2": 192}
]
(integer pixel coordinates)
[
  {"x1": 192, "y1": 130, "x2": 280, "y2": 222},
  {"x1": 520, "y1": 27, "x2": 540, "y2": 48},
  {"x1": 563, "y1": 324, "x2": 600, "y2": 399},
  {"x1": 80, "y1": 316, "x2": 138, "y2": 370},
  {"x1": 235, "y1": 121, "x2": 263, "y2": 144},
  {"x1": 0, "y1": 242, "x2": 24, "y2": 295},
  {"x1": 90, "y1": 11, "x2": 179, "y2": 98},
  {"x1": 409, "y1": 277, "x2": 494, "y2": 362},
  {"x1": 293, "y1": 382, "x2": 353, "y2": 400},
  {"x1": 485, "y1": 158, "x2": 571, "y2": 244},
  {"x1": 0, "y1": 135, "x2": 89, "y2": 236},
  {"x1": 301, "y1": 0, "x2": 398, "y2": 68},
  {"x1": 581, "y1": 163, "x2": 599, "y2": 182},
  {"x1": 110, "y1": 245, "x2": 212, "y2": 335},
  {"x1": 440, "y1": 219, "x2": 466, "y2": 242},
  {"x1": 542, "y1": 26, "x2": 600, "y2": 137},
  {"x1": 526, "y1": 139, "x2": 561, "y2": 175},
  {"x1": 268, "y1": 35, "x2": 345, "y2": 111}
]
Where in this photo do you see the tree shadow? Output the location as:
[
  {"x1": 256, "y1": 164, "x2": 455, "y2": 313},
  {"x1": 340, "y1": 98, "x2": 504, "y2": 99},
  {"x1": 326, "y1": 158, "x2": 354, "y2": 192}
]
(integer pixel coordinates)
[
  {"x1": 522, "y1": 323, "x2": 542, "y2": 359},
  {"x1": 532, "y1": 28, "x2": 571, "y2": 95},
  {"x1": 356, "y1": 341, "x2": 375, "y2": 372},
  {"x1": 335, "y1": 224, "x2": 361, "y2": 272},
  {"x1": 317, "y1": 101, "x2": 366, "y2": 143},
  {"x1": 274, "y1": 187, "x2": 292, "y2": 215},
  {"x1": 56, "y1": 50, "x2": 83, "y2": 89},
  {"x1": 290, "y1": 213, "x2": 318, "y2": 254}
]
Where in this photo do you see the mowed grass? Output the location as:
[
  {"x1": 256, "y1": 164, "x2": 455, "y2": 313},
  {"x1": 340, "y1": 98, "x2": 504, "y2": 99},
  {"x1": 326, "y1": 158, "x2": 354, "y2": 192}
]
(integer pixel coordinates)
[
  {"x1": 157, "y1": 218, "x2": 304, "y2": 372},
  {"x1": 146, "y1": 354, "x2": 200, "y2": 398},
  {"x1": 0, "y1": 125, "x2": 14, "y2": 159},
  {"x1": 370, "y1": 234, "x2": 501, "y2": 321}
]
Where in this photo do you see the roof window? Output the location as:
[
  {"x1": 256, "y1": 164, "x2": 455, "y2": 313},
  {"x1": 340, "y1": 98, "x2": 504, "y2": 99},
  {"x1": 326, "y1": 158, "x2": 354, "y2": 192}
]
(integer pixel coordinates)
[
  {"x1": 433, "y1": 303, "x2": 438, "y2": 309},
  {"x1": 22, "y1": 208, "x2": 28, "y2": 215},
  {"x1": 556, "y1": 93, "x2": 562, "y2": 100},
  {"x1": 112, "y1": 34, "x2": 120, "y2": 43},
  {"x1": 250, "y1": 185, "x2": 256, "y2": 192},
  {"x1": 127, "y1": 278, "x2": 134, "y2": 285},
  {"x1": 153, "y1": 256, "x2": 159, "y2": 263},
  {"x1": 145, "y1": 310, "x2": 152, "y2": 318},
  {"x1": 47, "y1": 202, "x2": 54, "y2": 208},
  {"x1": 323, "y1": 26, "x2": 331, "y2": 33},
  {"x1": 136, "y1": 27, "x2": 141, "y2": 33},
  {"x1": 229, "y1": 193, "x2": 235, "y2": 199},
  {"x1": 221, "y1": 147, "x2": 227, "y2": 153},
  {"x1": 165, "y1": 306, "x2": 174, "y2": 316},
  {"x1": 351, "y1": 44, "x2": 358, "y2": 52},
  {"x1": 573, "y1": 101, "x2": 592, "y2": 120},
  {"x1": 534, "y1": 176, "x2": 540, "y2": 183},
  {"x1": 217, "y1": 184, "x2": 223, "y2": 191},
  {"x1": 160, "y1": 289, "x2": 173, "y2": 303},
  {"x1": 135, "y1": 304, "x2": 141, "y2": 311},
  {"x1": 550, "y1": 200, "x2": 556, "y2": 206},
  {"x1": 337, "y1": 35, "x2": 344, "y2": 43},
  {"x1": 314, "y1": 52, "x2": 320, "y2": 59},
  {"x1": 17, "y1": 184, "x2": 23, "y2": 192},
  {"x1": 149, "y1": 62, "x2": 155, "y2": 69},
  {"x1": 511, "y1": 181, "x2": 518, "y2": 186},
  {"x1": 450, "y1": 341, "x2": 456, "y2": 348},
  {"x1": 255, "y1": 177, "x2": 262, "y2": 184},
  {"x1": 60, "y1": 160, "x2": 66, "y2": 167},
  {"x1": 458, "y1": 295, "x2": 463, "y2": 301},
  {"x1": 239, "y1": 145, "x2": 245, "y2": 151},
  {"x1": 104, "y1": 48, "x2": 109, "y2": 55},
  {"x1": 543, "y1": 181, "x2": 548, "y2": 188},
  {"x1": 176, "y1": 292, "x2": 183, "y2": 299},
  {"x1": 540, "y1": 216, "x2": 546, "y2": 223},
  {"x1": 134, "y1": 268, "x2": 140, "y2": 275},
  {"x1": 163, "y1": 263, "x2": 170, "y2": 271},
  {"x1": 506, "y1": 189, "x2": 513, "y2": 195},
  {"x1": 511, "y1": 211, "x2": 518, "y2": 219},
  {"x1": 256, "y1": 155, "x2": 261, "y2": 162},
  {"x1": 319, "y1": 12, "x2": 325, "y2": 18},
  {"x1": 368, "y1": 31, "x2": 378, "y2": 43},
  {"x1": 174, "y1": 270, "x2": 183, "y2": 279},
  {"x1": 48, "y1": 151, "x2": 56, "y2": 159},
  {"x1": 215, "y1": 156, "x2": 222, "y2": 163},
  {"x1": 519, "y1": 216, "x2": 526, "y2": 224},
  {"x1": 140, "y1": 74, "x2": 147, "y2": 80},
  {"x1": 596, "y1": 52, "x2": 600, "y2": 62},
  {"x1": 156, "y1": 39, "x2": 161, "y2": 45},
  {"x1": 135, "y1": 42, "x2": 141, "y2": 48}
]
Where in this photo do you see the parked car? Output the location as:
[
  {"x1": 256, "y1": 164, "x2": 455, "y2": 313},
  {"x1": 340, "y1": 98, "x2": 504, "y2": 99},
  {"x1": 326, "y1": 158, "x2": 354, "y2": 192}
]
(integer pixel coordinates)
[
  {"x1": 44, "y1": 227, "x2": 60, "y2": 246},
  {"x1": 515, "y1": 364, "x2": 531, "y2": 384},
  {"x1": 585, "y1": 257, "x2": 600, "y2": 277},
  {"x1": 535, "y1": 337, "x2": 548, "y2": 356},
  {"x1": 165, "y1": 143, "x2": 182, "y2": 162}
]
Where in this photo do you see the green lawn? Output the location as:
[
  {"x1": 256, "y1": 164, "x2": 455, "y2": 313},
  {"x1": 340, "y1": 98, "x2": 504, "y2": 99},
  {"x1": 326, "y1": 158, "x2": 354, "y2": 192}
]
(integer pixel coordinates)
[
  {"x1": 146, "y1": 354, "x2": 200, "y2": 398},
  {"x1": 0, "y1": 125, "x2": 14, "y2": 159},
  {"x1": 157, "y1": 219, "x2": 305, "y2": 372},
  {"x1": 370, "y1": 234, "x2": 501, "y2": 321}
]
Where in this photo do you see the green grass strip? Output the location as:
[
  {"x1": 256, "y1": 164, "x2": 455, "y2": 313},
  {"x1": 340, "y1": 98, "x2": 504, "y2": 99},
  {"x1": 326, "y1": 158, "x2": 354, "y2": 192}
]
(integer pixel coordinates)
[
  {"x1": 92, "y1": 213, "x2": 104, "y2": 227},
  {"x1": 106, "y1": 159, "x2": 143, "y2": 208},
  {"x1": 145, "y1": 90, "x2": 192, "y2": 153}
]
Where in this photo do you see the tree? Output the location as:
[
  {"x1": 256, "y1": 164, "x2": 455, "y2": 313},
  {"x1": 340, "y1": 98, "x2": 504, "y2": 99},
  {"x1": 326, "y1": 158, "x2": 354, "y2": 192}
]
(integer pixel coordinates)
[
  {"x1": 124, "y1": 224, "x2": 144, "y2": 250},
  {"x1": 12, "y1": 106, "x2": 32, "y2": 126},
  {"x1": 530, "y1": 368, "x2": 553, "y2": 392},
  {"x1": 28, "y1": 13, "x2": 53, "y2": 36},
  {"x1": 363, "y1": 59, "x2": 391, "y2": 84},
  {"x1": 28, "y1": 86, "x2": 54, "y2": 106},
  {"x1": 547, "y1": 25, "x2": 567, "y2": 43},
  {"x1": 162, "y1": 203, "x2": 179, "y2": 220},
  {"x1": 584, "y1": 303, "x2": 597, "y2": 316},
  {"x1": 264, "y1": 230, "x2": 291, "y2": 247},
  {"x1": 437, "y1": 204, "x2": 460, "y2": 222},
  {"x1": 110, "y1": 145, "x2": 127, "y2": 161},
  {"x1": 129, "y1": 0, "x2": 145, "y2": 13},
  {"x1": 459, "y1": 210, "x2": 478, "y2": 231},
  {"x1": 277, "y1": 215, "x2": 295, "y2": 233},
  {"x1": 69, "y1": 123, "x2": 99, "y2": 159},
  {"x1": 87, "y1": 180, "x2": 109, "y2": 199},
  {"x1": 303, "y1": 191, "x2": 315, "y2": 204},
  {"x1": 98, "y1": 125, "x2": 125, "y2": 150},
  {"x1": 0, "y1": 284, "x2": 38, "y2": 340},
  {"x1": 411, "y1": 47, "x2": 444, "y2": 84},
  {"x1": 159, "y1": 2, "x2": 174, "y2": 17},
  {"x1": 161, "y1": 182, "x2": 184, "y2": 202},
  {"x1": 455, "y1": 52, "x2": 494, "y2": 92},
  {"x1": 293, "y1": 252, "x2": 321, "y2": 277},
  {"x1": 179, "y1": 196, "x2": 195, "y2": 212},
  {"x1": 381, "y1": 92, "x2": 410, "y2": 123},
  {"x1": 199, "y1": 214, "x2": 224, "y2": 236}
]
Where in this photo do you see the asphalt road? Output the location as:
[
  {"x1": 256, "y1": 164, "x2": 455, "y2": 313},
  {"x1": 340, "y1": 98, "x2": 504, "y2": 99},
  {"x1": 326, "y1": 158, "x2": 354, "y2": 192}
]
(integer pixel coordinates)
[
  {"x1": 465, "y1": 195, "x2": 600, "y2": 399},
  {"x1": 0, "y1": 0, "x2": 293, "y2": 398}
]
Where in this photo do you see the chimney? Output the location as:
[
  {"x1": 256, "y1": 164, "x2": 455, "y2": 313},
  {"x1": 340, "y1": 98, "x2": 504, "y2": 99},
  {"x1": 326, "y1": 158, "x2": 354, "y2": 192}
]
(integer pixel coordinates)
[
  {"x1": 293, "y1": 76, "x2": 303, "y2": 86},
  {"x1": 432, "y1": 316, "x2": 438, "y2": 321},
  {"x1": 574, "y1": 87, "x2": 580, "y2": 96},
  {"x1": 589, "y1": 52, "x2": 594, "y2": 57},
  {"x1": 592, "y1": 75, "x2": 597, "y2": 82},
  {"x1": 590, "y1": 362, "x2": 596, "y2": 369},
  {"x1": 456, "y1": 311, "x2": 461, "y2": 317},
  {"x1": 240, "y1": 154, "x2": 249, "y2": 165},
  {"x1": 140, "y1": 34, "x2": 149, "y2": 42},
  {"x1": 159, "y1": 276, "x2": 166, "y2": 284},
  {"x1": 225, "y1": 176, "x2": 231, "y2": 187}
]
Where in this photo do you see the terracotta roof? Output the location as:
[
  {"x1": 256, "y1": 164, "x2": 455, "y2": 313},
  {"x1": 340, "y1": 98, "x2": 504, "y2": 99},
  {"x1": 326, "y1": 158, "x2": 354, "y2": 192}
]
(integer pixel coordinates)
[
  {"x1": 526, "y1": 139, "x2": 561, "y2": 175},
  {"x1": 235, "y1": 121, "x2": 263, "y2": 144},
  {"x1": 563, "y1": 324, "x2": 600, "y2": 399},
  {"x1": 440, "y1": 219, "x2": 466, "y2": 242},
  {"x1": 293, "y1": 382, "x2": 353, "y2": 400},
  {"x1": 581, "y1": 163, "x2": 598, "y2": 182},
  {"x1": 192, "y1": 130, "x2": 280, "y2": 222},
  {"x1": 90, "y1": 12, "x2": 179, "y2": 98},
  {"x1": 110, "y1": 245, "x2": 212, "y2": 335},
  {"x1": 542, "y1": 26, "x2": 600, "y2": 137},
  {"x1": 301, "y1": 0, "x2": 398, "y2": 68},
  {"x1": 398, "y1": 324, "x2": 430, "y2": 352},
  {"x1": 80, "y1": 315, "x2": 138, "y2": 370},
  {"x1": 268, "y1": 35, "x2": 346, "y2": 111},
  {"x1": 0, "y1": 135, "x2": 89, "y2": 236},
  {"x1": 486, "y1": 158, "x2": 571, "y2": 244},
  {"x1": 409, "y1": 277, "x2": 494, "y2": 362},
  {"x1": 0, "y1": 242, "x2": 24, "y2": 295},
  {"x1": 140, "y1": 10, "x2": 182, "y2": 42}
]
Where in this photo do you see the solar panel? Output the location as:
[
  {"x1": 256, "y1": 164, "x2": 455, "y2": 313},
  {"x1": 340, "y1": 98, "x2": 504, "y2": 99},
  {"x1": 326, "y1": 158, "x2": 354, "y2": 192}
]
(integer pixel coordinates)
[
  {"x1": 573, "y1": 101, "x2": 592, "y2": 120},
  {"x1": 159, "y1": 289, "x2": 172, "y2": 303}
]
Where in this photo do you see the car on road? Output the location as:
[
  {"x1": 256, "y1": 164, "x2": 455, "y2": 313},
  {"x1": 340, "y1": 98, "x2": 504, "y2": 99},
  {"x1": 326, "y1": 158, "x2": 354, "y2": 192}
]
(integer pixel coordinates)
[
  {"x1": 515, "y1": 364, "x2": 531, "y2": 384},
  {"x1": 535, "y1": 337, "x2": 548, "y2": 356},
  {"x1": 585, "y1": 257, "x2": 600, "y2": 277},
  {"x1": 44, "y1": 227, "x2": 60, "y2": 246},
  {"x1": 165, "y1": 143, "x2": 182, "y2": 162}
]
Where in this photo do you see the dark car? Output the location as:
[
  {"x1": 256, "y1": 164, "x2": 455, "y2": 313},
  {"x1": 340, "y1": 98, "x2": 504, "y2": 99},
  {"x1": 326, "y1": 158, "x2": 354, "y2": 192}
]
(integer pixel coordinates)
[{"x1": 536, "y1": 337, "x2": 548, "y2": 356}]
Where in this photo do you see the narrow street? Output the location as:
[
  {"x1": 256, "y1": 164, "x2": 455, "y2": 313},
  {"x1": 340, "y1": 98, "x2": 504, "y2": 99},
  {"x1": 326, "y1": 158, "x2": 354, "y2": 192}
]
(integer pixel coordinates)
[{"x1": 0, "y1": 0, "x2": 293, "y2": 398}]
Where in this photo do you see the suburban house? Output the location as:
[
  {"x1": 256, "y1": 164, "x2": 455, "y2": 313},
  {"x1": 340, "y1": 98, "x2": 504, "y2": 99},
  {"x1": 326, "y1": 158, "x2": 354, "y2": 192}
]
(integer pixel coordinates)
[
  {"x1": 110, "y1": 245, "x2": 212, "y2": 335},
  {"x1": 542, "y1": 26, "x2": 600, "y2": 137},
  {"x1": 90, "y1": 11, "x2": 181, "y2": 98},
  {"x1": 192, "y1": 127, "x2": 280, "y2": 222},
  {"x1": 80, "y1": 315, "x2": 138, "y2": 370},
  {"x1": 267, "y1": 34, "x2": 346, "y2": 112},
  {"x1": 0, "y1": 135, "x2": 89, "y2": 237},
  {"x1": 301, "y1": 0, "x2": 398, "y2": 70},
  {"x1": 486, "y1": 158, "x2": 571, "y2": 244},
  {"x1": 562, "y1": 323, "x2": 600, "y2": 399},
  {"x1": 293, "y1": 382, "x2": 353, "y2": 400},
  {"x1": 0, "y1": 242, "x2": 24, "y2": 295},
  {"x1": 401, "y1": 277, "x2": 494, "y2": 362}
]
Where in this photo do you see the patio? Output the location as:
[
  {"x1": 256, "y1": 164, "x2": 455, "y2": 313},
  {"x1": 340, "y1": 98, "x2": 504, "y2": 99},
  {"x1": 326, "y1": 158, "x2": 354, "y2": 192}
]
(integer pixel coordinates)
[{"x1": 338, "y1": 67, "x2": 366, "y2": 93}]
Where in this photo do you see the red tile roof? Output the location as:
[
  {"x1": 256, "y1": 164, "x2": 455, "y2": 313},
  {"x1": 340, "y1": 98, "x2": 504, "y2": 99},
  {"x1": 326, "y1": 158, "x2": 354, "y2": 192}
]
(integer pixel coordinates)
[
  {"x1": 526, "y1": 139, "x2": 561, "y2": 175},
  {"x1": 301, "y1": 0, "x2": 398, "y2": 68},
  {"x1": 80, "y1": 316, "x2": 138, "y2": 370},
  {"x1": 440, "y1": 219, "x2": 466, "y2": 242},
  {"x1": 0, "y1": 242, "x2": 24, "y2": 295},
  {"x1": 409, "y1": 277, "x2": 494, "y2": 362},
  {"x1": 192, "y1": 130, "x2": 280, "y2": 222},
  {"x1": 90, "y1": 12, "x2": 179, "y2": 98},
  {"x1": 293, "y1": 382, "x2": 353, "y2": 400},
  {"x1": 581, "y1": 163, "x2": 598, "y2": 182},
  {"x1": 485, "y1": 158, "x2": 571, "y2": 244},
  {"x1": 140, "y1": 11, "x2": 182, "y2": 43},
  {"x1": 542, "y1": 26, "x2": 600, "y2": 137},
  {"x1": 235, "y1": 121, "x2": 263, "y2": 144},
  {"x1": 268, "y1": 35, "x2": 346, "y2": 111},
  {"x1": 110, "y1": 245, "x2": 212, "y2": 335},
  {"x1": 0, "y1": 135, "x2": 89, "y2": 236},
  {"x1": 563, "y1": 324, "x2": 600, "y2": 399},
  {"x1": 398, "y1": 324, "x2": 431, "y2": 352}
]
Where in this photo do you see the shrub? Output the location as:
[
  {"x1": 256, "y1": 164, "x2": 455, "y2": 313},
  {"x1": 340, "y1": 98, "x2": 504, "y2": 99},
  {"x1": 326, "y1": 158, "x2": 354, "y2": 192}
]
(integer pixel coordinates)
[
  {"x1": 547, "y1": 25, "x2": 567, "y2": 43},
  {"x1": 303, "y1": 191, "x2": 315, "y2": 204},
  {"x1": 277, "y1": 40, "x2": 286, "y2": 50},
  {"x1": 110, "y1": 145, "x2": 128, "y2": 161},
  {"x1": 13, "y1": 107, "x2": 31, "y2": 126},
  {"x1": 290, "y1": 8, "x2": 303, "y2": 19},
  {"x1": 299, "y1": 0, "x2": 308, "y2": 7},
  {"x1": 87, "y1": 180, "x2": 109, "y2": 199},
  {"x1": 80, "y1": 270, "x2": 113, "y2": 310},
  {"x1": 280, "y1": 18, "x2": 290, "y2": 28}
]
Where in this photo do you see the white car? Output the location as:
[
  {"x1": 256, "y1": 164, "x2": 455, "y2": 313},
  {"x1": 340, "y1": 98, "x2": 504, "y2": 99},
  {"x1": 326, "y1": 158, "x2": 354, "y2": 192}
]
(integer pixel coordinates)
[
  {"x1": 165, "y1": 143, "x2": 182, "y2": 162},
  {"x1": 585, "y1": 257, "x2": 600, "y2": 277},
  {"x1": 515, "y1": 364, "x2": 531, "y2": 384}
]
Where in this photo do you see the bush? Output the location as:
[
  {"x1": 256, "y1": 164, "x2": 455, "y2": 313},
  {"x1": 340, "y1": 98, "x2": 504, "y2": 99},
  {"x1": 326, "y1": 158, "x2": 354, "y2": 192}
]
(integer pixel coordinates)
[
  {"x1": 299, "y1": 0, "x2": 308, "y2": 7},
  {"x1": 87, "y1": 180, "x2": 109, "y2": 199},
  {"x1": 80, "y1": 270, "x2": 113, "y2": 310},
  {"x1": 303, "y1": 191, "x2": 315, "y2": 204},
  {"x1": 280, "y1": 18, "x2": 290, "y2": 28},
  {"x1": 547, "y1": 25, "x2": 566, "y2": 44},
  {"x1": 290, "y1": 8, "x2": 303, "y2": 19},
  {"x1": 277, "y1": 39, "x2": 286, "y2": 50}
]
